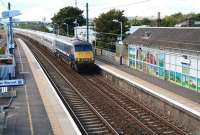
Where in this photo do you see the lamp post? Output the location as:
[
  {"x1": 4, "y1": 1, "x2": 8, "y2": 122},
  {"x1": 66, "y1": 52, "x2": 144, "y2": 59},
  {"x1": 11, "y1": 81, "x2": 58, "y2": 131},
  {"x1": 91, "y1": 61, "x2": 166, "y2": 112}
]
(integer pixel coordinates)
[
  {"x1": 64, "y1": 23, "x2": 69, "y2": 36},
  {"x1": 54, "y1": 23, "x2": 59, "y2": 35},
  {"x1": 113, "y1": 19, "x2": 123, "y2": 65},
  {"x1": 75, "y1": 0, "x2": 77, "y2": 7},
  {"x1": 112, "y1": 19, "x2": 122, "y2": 44},
  {"x1": 73, "y1": 19, "x2": 79, "y2": 38},
  {"x1": 67, "y1": 23, "x2": 69, "y2": 36},
  {"x1": 93, "y1": 22, "x2": 97, "y2": 54}
]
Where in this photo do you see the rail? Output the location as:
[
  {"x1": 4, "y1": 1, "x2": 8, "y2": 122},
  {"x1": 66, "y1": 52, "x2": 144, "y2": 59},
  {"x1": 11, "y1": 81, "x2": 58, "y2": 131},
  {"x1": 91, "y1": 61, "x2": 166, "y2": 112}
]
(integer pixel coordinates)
[{"x1": 21, "y1": 36, "x2": 118, "y2": 135}]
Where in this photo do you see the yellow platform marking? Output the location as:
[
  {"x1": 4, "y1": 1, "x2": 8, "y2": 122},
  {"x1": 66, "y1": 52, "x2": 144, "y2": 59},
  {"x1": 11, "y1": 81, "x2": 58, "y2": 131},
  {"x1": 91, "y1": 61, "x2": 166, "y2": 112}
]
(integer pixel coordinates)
[{"x1": 25, "y1": 85, "x2": 35, "y2": 135}]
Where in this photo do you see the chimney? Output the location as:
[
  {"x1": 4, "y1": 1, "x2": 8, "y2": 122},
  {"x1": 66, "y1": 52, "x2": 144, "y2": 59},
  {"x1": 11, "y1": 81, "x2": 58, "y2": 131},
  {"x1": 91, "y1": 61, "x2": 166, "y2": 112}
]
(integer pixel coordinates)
[{"x1": 157, "y1": 12, "x2": 161, "y2": 27}]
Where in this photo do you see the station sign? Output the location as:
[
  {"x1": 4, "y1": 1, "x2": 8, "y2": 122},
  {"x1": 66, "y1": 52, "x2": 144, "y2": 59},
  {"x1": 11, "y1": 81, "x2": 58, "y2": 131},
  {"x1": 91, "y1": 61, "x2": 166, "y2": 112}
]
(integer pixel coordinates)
[
  {"x1": 2, "y1": 11, "x2": 9, "y2": 18},
  {"x1": 2, "y1": 10, "x2": 21, "y2": 18},
  {"x1": 180, "y1": 57, "x2": 191, "y2": 65},
  {"x1": 9, "y1": 43, "x2": 15, "y2": 49},
  {"x1": 0, "y1": 79, "x2": 24, "y2": 87}
]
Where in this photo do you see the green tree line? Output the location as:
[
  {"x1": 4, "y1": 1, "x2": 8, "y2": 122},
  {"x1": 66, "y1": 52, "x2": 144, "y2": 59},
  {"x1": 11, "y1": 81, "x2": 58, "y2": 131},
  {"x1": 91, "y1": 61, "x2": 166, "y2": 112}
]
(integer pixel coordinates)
[
  {"x1": 16, "y1": 23, "x2": 49, "y2": 32},
  {"x1": 130, "y1": 13, "x2": 200, "y2": 27},
  {"x1": 17, "y1": 6, "x2": 200, "y2": 52}
]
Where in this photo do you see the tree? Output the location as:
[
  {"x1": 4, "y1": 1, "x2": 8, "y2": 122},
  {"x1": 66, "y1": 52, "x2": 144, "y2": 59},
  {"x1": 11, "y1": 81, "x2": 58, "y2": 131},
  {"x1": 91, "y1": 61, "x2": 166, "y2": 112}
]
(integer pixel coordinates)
[
  {"x1": 161, "y1": 16, "x2": 177, "y2": 27},
  {"x1": 130, "y1": 19, "x2": 142, "y2": 26},
  {"x1": 94, "y1": 9, "x2": 129, "y2": 51},
  {"x1": 17, "y1": 23, "x2": 49, "y2": 32},
  {"x1": 190, "y1": 13, "x2": 200, "y2": 20},
  {"x1": 161, "y1": 12, "x2": 188, "y2": 27},
  {"x1": 129, "y1": 17, "x2": 152, "y2": 26},
  {"x1": 141, "y1": 18, "x2": 151, "y2": 25},
  {"x1": 51, "y1": 6, "x2": 85, "y2": 36}
]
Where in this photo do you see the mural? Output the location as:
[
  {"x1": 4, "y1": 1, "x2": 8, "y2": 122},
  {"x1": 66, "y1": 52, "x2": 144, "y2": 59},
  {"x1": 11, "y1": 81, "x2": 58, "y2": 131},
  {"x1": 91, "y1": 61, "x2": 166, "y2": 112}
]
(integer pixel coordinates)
[
  {"x1": 0, "y1": 47, "x2": 5, "y2": 54},
  {"x1": 135, "y1": 47, "x2": 162, "y2": 77},
  {"x1": 128, "y1": 46, "x2": 200, "y2": 92},
  {"x1": 128, "y1": 47, "x2": 136, "y2": 69},
  {"x1": 159, "y1": 52, "x2": 165, "y2": 79}
]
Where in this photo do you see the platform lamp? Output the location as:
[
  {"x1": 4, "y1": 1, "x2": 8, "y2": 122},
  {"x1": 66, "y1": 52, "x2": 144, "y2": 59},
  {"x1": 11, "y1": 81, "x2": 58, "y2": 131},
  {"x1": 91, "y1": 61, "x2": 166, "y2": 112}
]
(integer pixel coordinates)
[
  {"x1": 63, "y1": 23, "x2": 69, "y2": 37},
  {"x1": 73, "y1": 19, "x2": 79, "y2": 38},
  {"x1": 112, "y1": 19, "x2": 123, "y2": 44},
  {"x1": 112, "y1": 19, "x2": 123, "y2": 65}
]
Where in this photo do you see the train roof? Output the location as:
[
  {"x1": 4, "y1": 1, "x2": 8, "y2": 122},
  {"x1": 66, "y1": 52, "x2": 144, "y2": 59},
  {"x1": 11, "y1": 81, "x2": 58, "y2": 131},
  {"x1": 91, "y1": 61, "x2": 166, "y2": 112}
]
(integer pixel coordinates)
[
  {"x1": 15, "y1": 29, "x2": 91, "y2": 46},
  {"x1": 123, "y1": 27, "x2": 200, "y2": 51},
  {"x1": 71, "y1": 39, "x2": 90, "y2": 46},
  {"x1": 56, "y1": 35, "x2": 90, "y2": 46}
]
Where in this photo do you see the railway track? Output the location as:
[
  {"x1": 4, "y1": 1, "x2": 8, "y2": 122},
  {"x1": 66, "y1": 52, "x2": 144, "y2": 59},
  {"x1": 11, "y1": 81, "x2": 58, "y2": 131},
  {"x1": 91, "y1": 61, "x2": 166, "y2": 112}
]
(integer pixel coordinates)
[
  {"x1": 18, "y1": 35, "x2": 191, "y2": 135},
  {"x1": 85, "y1": 75, "x2": 192, "y2": 135},
  {"x1": 19, "y1": 37, "x2": 117, "y2": 135}
]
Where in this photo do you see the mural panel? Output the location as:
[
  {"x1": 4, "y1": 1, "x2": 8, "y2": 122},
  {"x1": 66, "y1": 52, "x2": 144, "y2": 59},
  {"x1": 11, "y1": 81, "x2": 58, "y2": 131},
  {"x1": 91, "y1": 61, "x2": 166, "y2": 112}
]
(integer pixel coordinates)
[
  {"x1": 198, "y1": 78, "x2": 200, "y2": 91},
  {"x1": 128, "y1": 45, "x2": 199, "y2": 92}
]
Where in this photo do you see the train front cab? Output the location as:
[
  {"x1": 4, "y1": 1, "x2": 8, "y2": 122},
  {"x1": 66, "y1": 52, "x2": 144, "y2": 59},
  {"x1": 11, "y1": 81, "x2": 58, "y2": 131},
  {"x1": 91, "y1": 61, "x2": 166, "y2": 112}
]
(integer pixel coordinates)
[{"x1": 73, "y1": 44, "x2": 95, "y2": 72}]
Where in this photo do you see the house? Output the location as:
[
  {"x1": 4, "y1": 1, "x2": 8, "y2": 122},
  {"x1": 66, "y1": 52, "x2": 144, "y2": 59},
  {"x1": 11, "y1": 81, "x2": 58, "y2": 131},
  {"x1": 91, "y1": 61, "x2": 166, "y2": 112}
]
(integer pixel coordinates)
[
  {"x1": 74, "y1": 26, "x2": 96, "y2": 44},
  {"x1": 123, "y1": 27, "x2": 200, "y2": 91}
]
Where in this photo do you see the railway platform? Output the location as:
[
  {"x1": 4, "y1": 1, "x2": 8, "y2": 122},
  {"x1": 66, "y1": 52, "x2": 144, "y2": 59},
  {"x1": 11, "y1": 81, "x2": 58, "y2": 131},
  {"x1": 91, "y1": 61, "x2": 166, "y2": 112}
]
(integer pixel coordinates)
[
  {"x1": 95, "y1": 54, "x2": 200, "y2": 133},
  {"x1": 4, "y1": 38, "x2": 81, "y2": 135}
]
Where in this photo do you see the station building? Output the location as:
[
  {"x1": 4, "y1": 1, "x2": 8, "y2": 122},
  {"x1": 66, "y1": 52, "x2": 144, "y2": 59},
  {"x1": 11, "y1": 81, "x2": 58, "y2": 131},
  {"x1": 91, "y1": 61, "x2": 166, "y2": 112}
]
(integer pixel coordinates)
[
  {"x1": 74, "y1": 26, "x2": 96, "y2": 44},
  {"x1": 123, "y1": 27, "x2": 200, "y2": 92}
]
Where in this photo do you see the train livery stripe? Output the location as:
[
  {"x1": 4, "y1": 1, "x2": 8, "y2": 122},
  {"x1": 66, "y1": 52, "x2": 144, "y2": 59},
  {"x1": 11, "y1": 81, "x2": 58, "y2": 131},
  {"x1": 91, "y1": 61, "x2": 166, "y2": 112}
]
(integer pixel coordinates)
[{"x1": 75, "y1": 51, "x2": 93, "y2": 59}]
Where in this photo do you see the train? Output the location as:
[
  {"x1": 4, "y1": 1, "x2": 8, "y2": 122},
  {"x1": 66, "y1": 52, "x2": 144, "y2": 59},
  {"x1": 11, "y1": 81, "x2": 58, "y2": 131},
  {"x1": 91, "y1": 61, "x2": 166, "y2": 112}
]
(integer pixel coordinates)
[{"x1": 14, "y1": 29, "x2": 95, "y2": 72}]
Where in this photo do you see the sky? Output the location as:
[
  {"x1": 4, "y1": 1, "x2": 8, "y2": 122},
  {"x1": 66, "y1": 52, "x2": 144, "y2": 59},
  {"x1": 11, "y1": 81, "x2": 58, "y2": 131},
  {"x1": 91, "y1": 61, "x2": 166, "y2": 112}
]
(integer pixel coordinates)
[{"x1": 0, "y1": 0, "x2": 200, "y2": 22}]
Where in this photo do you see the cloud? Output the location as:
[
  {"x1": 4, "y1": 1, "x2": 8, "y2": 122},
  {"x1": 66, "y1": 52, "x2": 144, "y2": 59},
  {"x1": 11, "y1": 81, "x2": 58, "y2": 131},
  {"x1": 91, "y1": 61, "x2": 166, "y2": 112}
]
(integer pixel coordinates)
[
  {"x1": 1, "y1": 0, "x2": 69, "y2": 21},
  {"x1": 1, "y1": 0, "x2": 200, "y2": 21}
]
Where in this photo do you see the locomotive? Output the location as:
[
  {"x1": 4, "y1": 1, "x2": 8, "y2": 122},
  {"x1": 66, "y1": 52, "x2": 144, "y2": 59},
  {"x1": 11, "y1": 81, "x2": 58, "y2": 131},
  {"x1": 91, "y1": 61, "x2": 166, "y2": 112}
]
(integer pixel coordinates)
[{"x1": 15, "y1": 29, "x2": 95, "y2": 72}]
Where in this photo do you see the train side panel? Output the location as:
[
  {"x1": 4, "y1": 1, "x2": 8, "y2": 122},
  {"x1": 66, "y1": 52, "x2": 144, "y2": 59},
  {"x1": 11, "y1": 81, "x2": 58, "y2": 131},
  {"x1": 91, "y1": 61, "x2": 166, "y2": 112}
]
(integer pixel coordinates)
[
  {"x1": 55, "y1": 40, "x2": 75, "y2": 62},
  {"x1": 41, "y1": 35, "x2": 56, "y2": 53}
]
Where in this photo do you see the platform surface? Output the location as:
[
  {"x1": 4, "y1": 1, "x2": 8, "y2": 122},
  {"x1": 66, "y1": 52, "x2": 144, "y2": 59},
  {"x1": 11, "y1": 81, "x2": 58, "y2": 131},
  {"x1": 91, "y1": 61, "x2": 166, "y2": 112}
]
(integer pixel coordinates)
[
  {"x1": 96, "y1": 57, "x2": 200, "y2": 119},
  {"x1": 3, "y1": 38, "x2": 81, "y2": 135},
  {"x1": 4, "y1": 39, "x2": 54, "y2": 135}
]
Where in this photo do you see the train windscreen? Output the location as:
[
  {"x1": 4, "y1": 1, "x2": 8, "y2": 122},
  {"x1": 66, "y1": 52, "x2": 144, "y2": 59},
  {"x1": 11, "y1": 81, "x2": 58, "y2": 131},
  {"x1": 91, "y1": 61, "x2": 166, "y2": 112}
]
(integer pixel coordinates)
[{"x1": 75, "y1": 45, "x2": 92, "y2": 51}]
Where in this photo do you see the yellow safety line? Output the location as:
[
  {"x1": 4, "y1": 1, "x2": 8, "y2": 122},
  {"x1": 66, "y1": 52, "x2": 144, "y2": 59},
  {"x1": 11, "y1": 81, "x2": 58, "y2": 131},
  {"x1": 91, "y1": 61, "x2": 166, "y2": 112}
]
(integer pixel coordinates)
[{"x1": 25, "y1": 84, "x2": 34, "y2": 135}]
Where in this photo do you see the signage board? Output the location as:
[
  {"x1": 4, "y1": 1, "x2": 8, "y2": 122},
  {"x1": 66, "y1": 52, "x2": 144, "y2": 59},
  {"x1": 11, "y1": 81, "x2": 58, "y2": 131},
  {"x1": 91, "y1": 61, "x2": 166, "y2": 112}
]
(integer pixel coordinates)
[
  {"x1": 9, "y1": 43, "x2": 15, "y2": 49},
  {"x1": 180, "y1": 58, "x2": 191, "y2": 65},
  {"x1": 2, "y1": 11, "x2": 9, "y2": 18},
  {"x1": 2, "y1": 10, "x2": 21, "y2": 18},
  {"x1": 0, "y1": 79, "x2": 24, "y2": 87}
]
